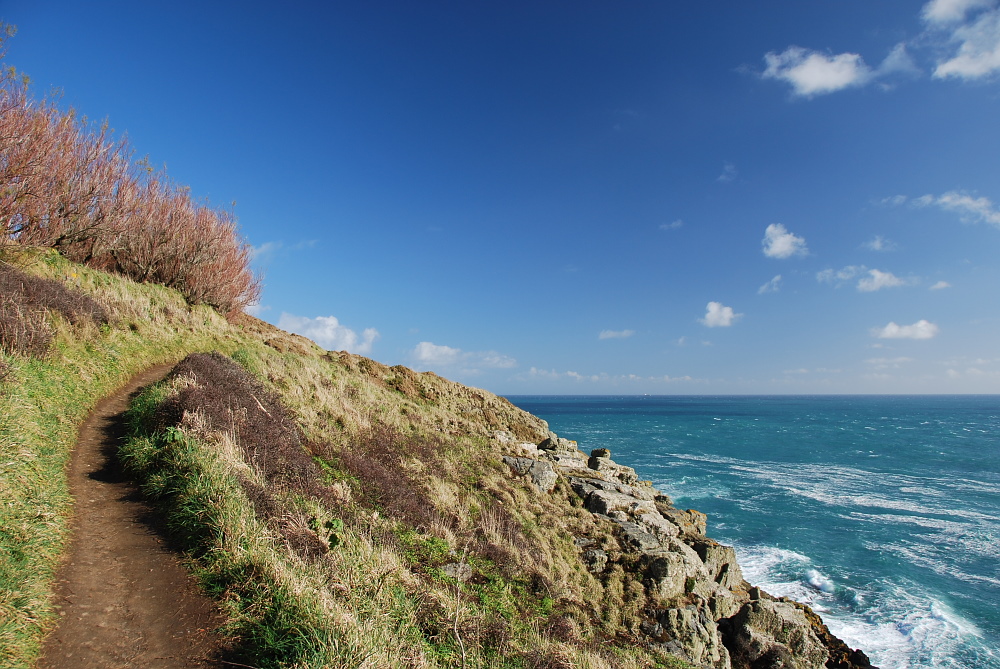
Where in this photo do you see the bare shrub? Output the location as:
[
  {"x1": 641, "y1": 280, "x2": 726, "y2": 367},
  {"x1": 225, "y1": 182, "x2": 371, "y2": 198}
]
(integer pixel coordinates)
[
  {"x1": 1, "y1": 27, "x2": 260, "y2": 318},
  {"x1": 159, "y1": 352, "x2": 324, "y2": 496}
]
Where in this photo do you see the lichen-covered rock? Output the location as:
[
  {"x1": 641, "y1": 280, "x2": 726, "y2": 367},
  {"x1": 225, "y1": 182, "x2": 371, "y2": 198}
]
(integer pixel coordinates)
[
  {"x1": 644, "y1": 605, "x2": 731, "y2": 669},
  {"x1": 582, "y1": 548, "x2": 608, "y2": 573},
  {"x1": 659, "y1": 506, "x2": 708, "y2": 537},
  {"x1": 587, "y1": 452, "x2": 640, "y2": 485},
  {"x1": 516, "y1": 431, "x2": 869, "y2": 669},
  {"x1": 720, "y1": 599, "x2": 829, "y2": 669},
  {"x1": 501, "y1": 455, "x2": 558, "y2": 492},
  {"x1": 690, "y1": 538, "x2": 745, "y2": 592}
]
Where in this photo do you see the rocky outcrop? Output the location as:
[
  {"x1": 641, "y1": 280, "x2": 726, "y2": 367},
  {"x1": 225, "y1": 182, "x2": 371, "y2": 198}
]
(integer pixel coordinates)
[{"x1": 497, "y1": 431, "x2": 877, "y2": 669}]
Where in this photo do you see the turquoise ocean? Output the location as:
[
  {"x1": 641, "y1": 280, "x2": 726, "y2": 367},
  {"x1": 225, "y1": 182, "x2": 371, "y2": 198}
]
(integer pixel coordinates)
[{"x1": 505, "y1": 395, "x2": 1000, "y2": 669}]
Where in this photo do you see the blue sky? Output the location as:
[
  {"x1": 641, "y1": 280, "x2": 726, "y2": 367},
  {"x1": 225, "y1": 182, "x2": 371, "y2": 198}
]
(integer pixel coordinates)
[{"x1": 5, "y1": 0, "x2": 1000, "y2": 394}]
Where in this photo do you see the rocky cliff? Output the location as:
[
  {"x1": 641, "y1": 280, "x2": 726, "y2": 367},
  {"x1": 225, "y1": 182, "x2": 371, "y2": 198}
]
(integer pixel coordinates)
[{"x1": 497, "y1": 430, "x2": 876, "y2": 669}]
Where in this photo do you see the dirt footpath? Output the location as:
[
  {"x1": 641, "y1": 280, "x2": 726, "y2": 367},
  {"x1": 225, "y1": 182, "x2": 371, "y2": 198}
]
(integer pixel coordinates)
[{"x1": 39, "y1": 364, "x2": 226, "y2": 669}]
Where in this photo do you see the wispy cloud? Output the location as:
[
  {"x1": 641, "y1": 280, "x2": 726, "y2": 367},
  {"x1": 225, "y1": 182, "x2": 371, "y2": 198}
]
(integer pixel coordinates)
[
  {"x1": 526, "y1": 368, "x2": 694, "y2": 384},
  {"x1": 915, "y1": 190, "x2": 1000, "y2": 227},
  {"x1": 659, "y1": 219, "x2": 684, "y2": 230},
  {"x1": 872, "y1": 319, "x2": 940, "y2": 339},
  {"x1": 598, "y1": 329, "x2": 635, "y2": 340},
  {"x1": 762, "y1": 223, "x2": 809, "y2": 258},
  {"x1": 758, "y1": 275, "x2": 783, "y2": 294},
  {"x1": 928, "y1": 2, "x2": 1000, "y2": 79},
  {"x1": 251, "y1": 239, "x2": 318, "y2": 262},
  {"x1": 857, "y1": 269, "x2": 908, "y2": 292},
  {"x1": 863, "y1": 235, "x2": 897, "y2": 251},
  {"x1": 410, "y1": 341, "x2": 516, "y2": 375},
  {"x1": 817, "y1": 265, "x2": 866, "y2": 285},
  {"x1": 923, "y1": 0, "x2": 995, "y2": 24},
  {"x1": 278, "y1": 313, "x2": 379, "y2": 354},
  {"x1": 717, "y1": 162, "x2": 738, "y2": 183},
  {"x1": 866, "y1": 356, "x2": 916, "y2": 369},
  {"x1": 700, "y1": 301, "x2": 742, "y2": 327},
  {"x1": 930, "y1": 280, "x2": 952, "y2": 289},
  {"x1": 817, "y1": 265, "x2": 911, "y2": 292}
]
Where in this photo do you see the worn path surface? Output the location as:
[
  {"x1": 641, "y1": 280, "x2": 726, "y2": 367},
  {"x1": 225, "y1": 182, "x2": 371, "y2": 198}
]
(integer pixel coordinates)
[{"x1": 39, "y1": 364, "x2": 226, "y2": 669}]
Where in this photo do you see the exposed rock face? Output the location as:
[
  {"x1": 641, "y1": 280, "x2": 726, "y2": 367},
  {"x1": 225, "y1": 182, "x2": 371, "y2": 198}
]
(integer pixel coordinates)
[
  {"x1": 497, "y1": 431, "x2": 878, "y2": 669},
  {"x1": 720, "y1": 597, "x2": 830, "y2": 669}
]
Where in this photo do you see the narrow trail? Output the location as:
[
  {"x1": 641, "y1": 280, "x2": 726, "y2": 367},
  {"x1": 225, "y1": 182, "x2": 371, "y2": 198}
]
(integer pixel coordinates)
[{"x1": 39, "y1": 364, "x2": 226, "y2": 669}]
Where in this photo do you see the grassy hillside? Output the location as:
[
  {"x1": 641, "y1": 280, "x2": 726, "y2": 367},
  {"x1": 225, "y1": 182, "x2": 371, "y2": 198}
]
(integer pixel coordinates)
[
  {"x1": 2, "y1": 250, "x2": 871, "y2": 669},
  {"x1": 0, "y1": 250, "x2": 691, "y2": 668}
]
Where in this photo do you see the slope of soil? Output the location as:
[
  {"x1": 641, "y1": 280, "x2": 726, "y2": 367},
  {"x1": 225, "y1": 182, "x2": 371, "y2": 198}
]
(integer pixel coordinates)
[{"x1": 38, "y1": 365, "x2": 225, "y2": 669}]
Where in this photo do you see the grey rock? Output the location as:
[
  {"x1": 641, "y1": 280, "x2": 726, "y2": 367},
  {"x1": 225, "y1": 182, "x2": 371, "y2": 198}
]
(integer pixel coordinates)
[
  {"x1": 502, "y1": 456, "x2": 534, "y2": 475},
  {"x1": 650, "y1": 605, "x2": 731, "y2": 669},
  {"x1": 586, "y1": 489, "x2": 658, "y2": 517},
  {"x1": 501, "y1": 456, "x2": 558, "y2": 493},
  {"x1": 587, "y1": 455, "x2": 640, "y2": 485},
  {"x1": 642, "y1": 549, "x2": 689, "y2": 600},
  {"x1": 582, "y1": 548, "x2": 608, "y2": 573},
  {"x1": 575, "y1": 476, "x2": 657, "y2": 501},
  {"x1": 660, "y1": 507, "x2": 708, "y2": 537},
  {"x1": 527, "y1": 459, "x2": 558, "y2": 493},
  {"x1": 441, "y1": 562, "x2": 473, "y2": 582},
  {"x1": 690, "y1": 538, "x2": 745, "y2": 591},
  {"x1": 720, "y1": 599, "x2": 829, "y2": 669}
]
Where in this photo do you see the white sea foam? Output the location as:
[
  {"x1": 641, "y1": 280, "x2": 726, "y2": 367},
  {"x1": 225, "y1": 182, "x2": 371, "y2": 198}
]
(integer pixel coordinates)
[
  {"x1": 736, "y1": 543, "x2": 990, "y2": 668},
  {"x1": 806, "y1": 568, "x2": 836, "y2": 594}
]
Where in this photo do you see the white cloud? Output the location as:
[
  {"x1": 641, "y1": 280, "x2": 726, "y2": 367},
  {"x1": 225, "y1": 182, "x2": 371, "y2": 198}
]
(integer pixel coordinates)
[
  {"x1": 411, "y1": 341, "x2": 517, "y2": 374},
  {"x1": 932, "y1": 4, "x2": 1000, "y2": 79},
  {"x1": 918, "y1": 190, "x2": 1000, "y2": 227},
  {"x1": 857, "y1": 269, "x2": 907, "y2": 292},
  {"x1": 763, "y1": 46, "x2": 873, "y2": 96},
  {"x1": 412, "y1": 341, "x2": 462, "y2": 367},
  {"x1": 758, "y1": 275, "x2": 783, "y2": 294},
  {"x1": 598, "y1": 329, "x2": 635, "y2": 340},
  {"x1": 879, "y1": 195, "x2": 909, "y2": 206},
  {"x1": 872, "y1": 320, "x2": 940, "y2": 339},
  {"x1": 244, "y1": 303, "x2": 270, "y2": 317},
  {"x1": 717, "y1": 162, "x2": 738, "y2": 183},
  {"x1": 762, "y1": 223, "x2": 809, "y2": 258},
  {"x1": 863, "y1": 235, "x2": 896, "y2": 251},
  {"x1": 817, "y1": 265, "x2": 866, "y2": 284},
  {"x1": 251, "y1": 241, "x2": 281, "y2": 261},
  {"x1": 660, "y1": 219, "x2": 684, "y2": 230},
  {"x1": 923, "y1": 0, "x2": 995, "y2": 24},
  {"x1": 278, "y1": 313, "x2": 380, "y2": 354},
  {"x1": 930, "y1": 280, "x2": 952, "y2": 289},
  {"x1": 700, "y1": 301, "x2": 742, "y2": 328}
]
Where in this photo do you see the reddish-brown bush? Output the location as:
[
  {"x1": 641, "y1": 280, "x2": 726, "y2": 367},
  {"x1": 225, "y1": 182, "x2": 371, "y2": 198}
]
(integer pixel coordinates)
[{"x1": 1, "y1": 25, "x2": 260, "y2": 317}]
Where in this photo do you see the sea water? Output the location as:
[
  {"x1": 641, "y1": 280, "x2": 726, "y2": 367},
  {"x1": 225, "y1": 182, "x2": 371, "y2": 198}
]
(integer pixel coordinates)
[{"x1": 505, "y1": 395, "x2": 1000, "y2": 669}]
